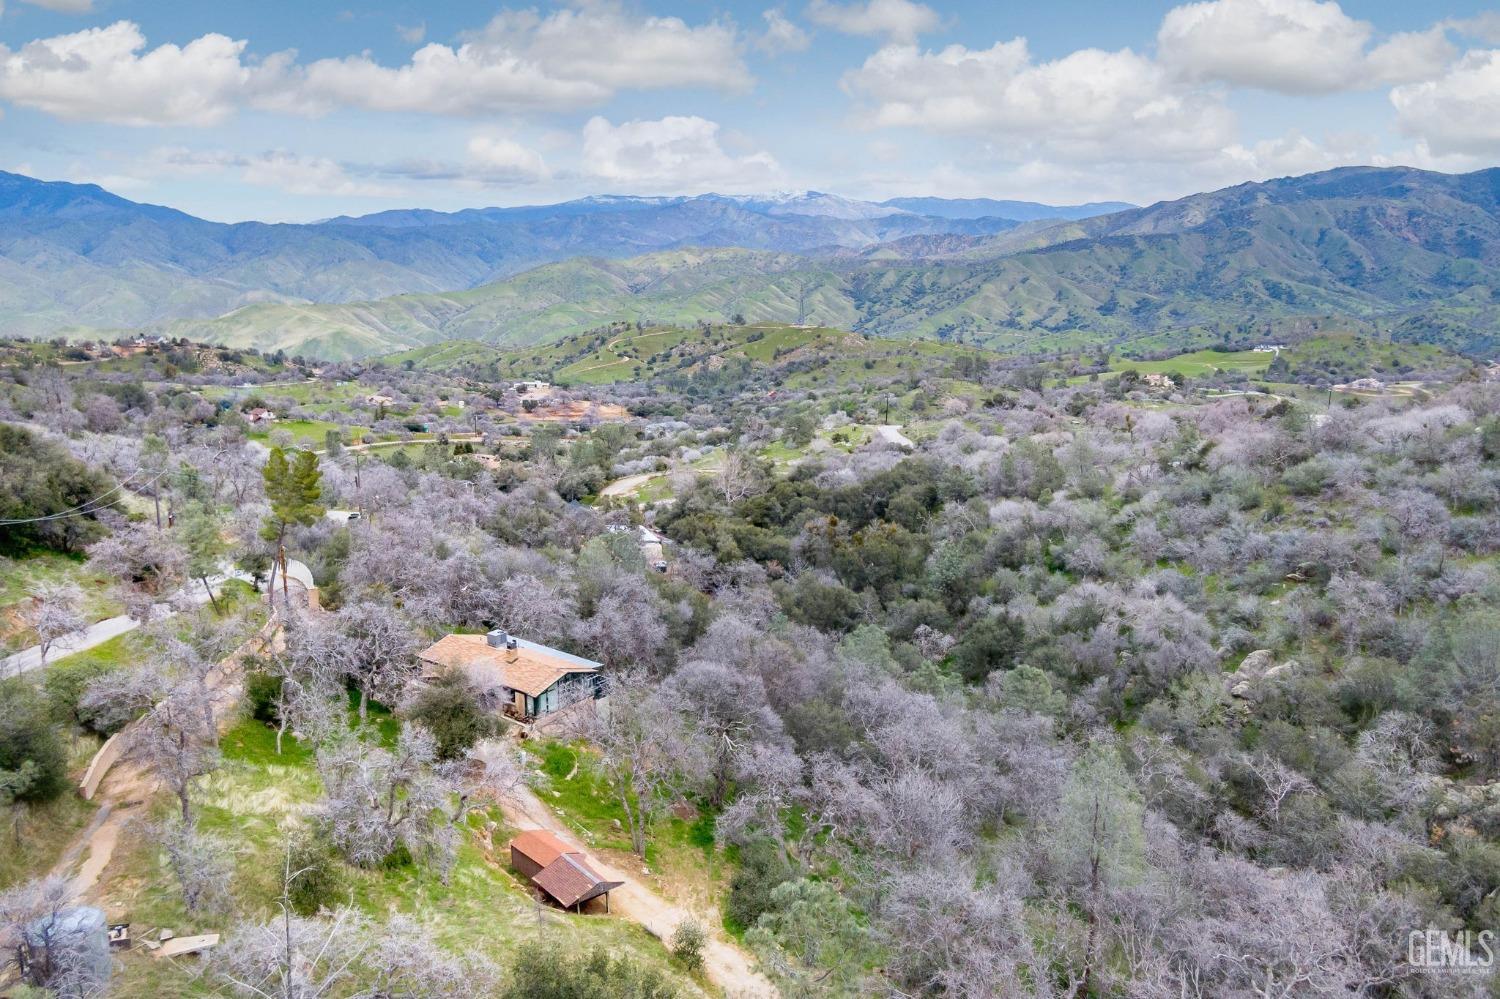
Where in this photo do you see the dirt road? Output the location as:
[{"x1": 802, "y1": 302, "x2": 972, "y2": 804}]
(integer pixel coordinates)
[
  {"x1": 500, "y1": 787, "x2": 777, "y2": 999},
  {"x1": 875, "y1": 424, "x2": 914, "y2": 448},
  {"x1": 51, "y1": 620, "x2": 279, "y2": 904},
  {"x1": 600, "y1": 472, "x2": 659, "y2": 498}
]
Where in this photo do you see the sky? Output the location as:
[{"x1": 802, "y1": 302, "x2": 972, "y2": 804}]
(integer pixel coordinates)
[{"x1": 3, "y1": 0, "x2": 1500, "y2": 222}]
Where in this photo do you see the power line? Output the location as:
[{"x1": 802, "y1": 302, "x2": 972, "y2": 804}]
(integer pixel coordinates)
[
  {"x1": 0, "y1": 464, "x2": 171, "y2": 526},
  {"x1": 1, "y1": 444, "x2": 234, "y2": 528}
]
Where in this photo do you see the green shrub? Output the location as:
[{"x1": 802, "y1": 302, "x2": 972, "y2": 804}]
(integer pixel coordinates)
[
  {"x1": 405, "y1": 671, "x2": 497, "y2": 760},
  {"x1": 286, "y1": 832, "x2": 345, "y2": 916},
  {"x1": 950, "y1": 614, "x2": 1026, "y2": 683},
  {"x1": 0, "y1": 679, "x2": 70, "y2": 804},
  {"x1": 726, "y1": 838, "x2": 794, "y2": 932},
  {"x1": 244, "y1": 668, "x2": 283, "y2": 724},
  {"x1": 43, "y1": 656, "x2": 120, "y2": 732},
  {"x1": 502, "y1": 947, "x2": 677, "y2": 999},
  {"x1": 670, "y1": 918, "x2": 706, "y2": 973}
]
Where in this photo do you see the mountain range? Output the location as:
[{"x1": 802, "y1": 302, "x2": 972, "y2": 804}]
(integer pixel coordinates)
[
  {"x1": 7, "y1": 166, "x2": 1500, "y2": 359},
  {"x1": 0, "y1": 172, "x2": 1124, "y2": 339}
]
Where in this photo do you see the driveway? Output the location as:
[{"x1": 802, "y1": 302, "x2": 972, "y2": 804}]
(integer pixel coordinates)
[
  {"x1": 600, "y1": 472, "x2": 659, "y2": 498},
  {"x1": 2, "y1": 568, "x2": 254, "y2": 677},
  {"x1": 501, "y1": 785, "x2": 777, "y2": 998},
  {"x1": 876, "y1": 424, "x2": 914, "y2": 447}
]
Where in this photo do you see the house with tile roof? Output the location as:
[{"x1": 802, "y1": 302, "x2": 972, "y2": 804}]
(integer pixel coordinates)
[{"x1": 416, "y1": 629, "x2": 603, "y2": 724}]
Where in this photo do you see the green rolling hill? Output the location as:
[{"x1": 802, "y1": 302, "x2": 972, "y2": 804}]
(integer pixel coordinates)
[{"x1": 33, "y1": 166, "x2": 1500, "y2": 360}]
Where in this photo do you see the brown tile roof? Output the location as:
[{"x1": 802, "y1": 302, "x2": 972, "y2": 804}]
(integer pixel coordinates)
[
  {"x1": 532, "y1": 853, "x2": 622, "y2": 909},
  {"x1": 418, "y1": 633, "x2": 598, "y2": 698},
  {"x1": 510, "y1": 829, "x2": 571, "y2": 870}
]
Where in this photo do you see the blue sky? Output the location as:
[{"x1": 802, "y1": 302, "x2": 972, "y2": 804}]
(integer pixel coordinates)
[{"x1": 3, "y1": 0, "x2": 1499, "y2": 221}]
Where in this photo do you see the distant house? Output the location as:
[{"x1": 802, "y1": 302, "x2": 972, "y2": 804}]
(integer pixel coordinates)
[
  {"x1": 417, "y1": 630, "x2": 603, "y2": 725},
  {"x1": 510, "y1": 829, "x2": 622, "y2": 912},
  {"x1": 1142, "y1": 372, "x2": 1174, "y2": 390},
  {"x1": 246, "y1": 408, "x2": 277, "y2": 424},
  {"x1": 512, "y1": 380, "x2": 550, "y2": 395}
]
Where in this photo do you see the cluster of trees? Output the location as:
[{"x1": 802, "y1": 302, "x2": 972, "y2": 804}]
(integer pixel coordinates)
[{"x1": 9, "y1": 331, "x2": 1500, "y2": 996}]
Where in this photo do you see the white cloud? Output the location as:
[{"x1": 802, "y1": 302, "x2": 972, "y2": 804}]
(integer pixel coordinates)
[
  {"x1": 136, "y1": 145, "x2": 404, "y2": 198},
  {"x1": 296, "y1": 5, "x2": 750, "y2": 116},
  {"x1": 806, "y1": 0, "x2": 938, "y2": 44},
  {"x1": 581, "y1": 115, "x2": 782, "y2": 193},
  {"x1": 758, "y1": 8, "x2": 811, "y2": 55},
  {"x1": 1447, "y1": 13, "x2": 1500, "y2": 45},
  {"x1": 1390, "y1": 49, "x2": 1500, "y2": 156},
  {"x1": 1214, "y1": 130, "x2": 1378, "y2": 179},
  {"x1": 291, "y1": 41, "x2": 606, "y2": 115},
  {"x1": 396, "y1": 22, "x2": 426, "y2": 45},
  {"x1": 842, "y1": 40, "x2": 1235, "y2": 162},
  {"x1": 466, "y1": 134, "x2": 550, "y2": 183},
  {"x1": 1157, "y1": 0, "x2": 1453, "y2": 93},
  {"x1": 0, "y1": 6, "x2": 750, "y2": 126},
  {"x1": 0, "y1": 20, "x2": 281, "y2": 126},
  {"x1": 239, "y1": 151, "x2": 404, "y2": 197}
]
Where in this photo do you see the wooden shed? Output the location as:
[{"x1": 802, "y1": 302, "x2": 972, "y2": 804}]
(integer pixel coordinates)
[{"x1": 510, "y1": 830, "x2": 622, "y2": 913}]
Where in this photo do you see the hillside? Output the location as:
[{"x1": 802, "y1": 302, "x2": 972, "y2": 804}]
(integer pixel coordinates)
[
  {"x1": 377, "y1": 322, "x2": 993, "y2": 389},
  {"x1": 127, "y1": 166, "x2": 1500, "y2": 360},
  {"x1": 0, "y1": 174, "x2": 1060, "y2": 337},
  {"x1": 156, "y1": 249, "x2": 851, "y2": 360}
]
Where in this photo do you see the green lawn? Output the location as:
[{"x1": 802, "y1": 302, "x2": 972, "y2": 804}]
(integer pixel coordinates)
[
  {"x1": 44, "y1": 631, "x2": 137, "y2": 673},
  {"x1": 1112, "y1": 348, "x2": 1274, "y2": 378},
  {"x1": 248, "y1": 418, "x2": 364, "y2": 445}
]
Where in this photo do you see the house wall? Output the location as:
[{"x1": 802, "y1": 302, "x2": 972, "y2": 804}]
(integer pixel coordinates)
[{"x1": 511, "y1": 847, "x2": 545, "y2": 881}]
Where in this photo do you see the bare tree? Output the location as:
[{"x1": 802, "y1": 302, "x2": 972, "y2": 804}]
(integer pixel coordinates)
[
  {"x1": 81, "y1": 655, "x2": 220, "y2": 824},
  {"x1": 156, "y1": 818, "x2": 235, "y2": 915},
  {"x1": 716, "y1": 448, "x2": 766, "y2": 504},
  {"x1": 214, "y1": 859, "x2": 368, "y2": 999},
  {"x1": 86, "y1": 519, "x2": 187, "y2": 604},
  {"x1": 665, "y1": 658, "x2": 786, "y2": 808},
  {"x1": 0, "y1": 875, "x2": 111, "y2": 998},
  {"x1": 315, "y1": 726, "x2": 458, "y2": 877},
  {"x1": 581, "y1": 671, "x2": 702, "y2": 856},
  {"x1": 451, "y1": 739, "x2": 529, "y2": 824},
  {"x1": 573, "y1": 577, "x2": 669, "y2": 671},
  {"x1": 330, "y1": 600, "x2": 419, "y2": 721},
  {"x1": 24, "y1": 581, "x2": 84, "y2": 668}
]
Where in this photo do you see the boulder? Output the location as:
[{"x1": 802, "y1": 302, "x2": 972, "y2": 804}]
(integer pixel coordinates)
[
  {"x1": 1237, "y1": 650, "x2": 1275, "y2": 675},
  {"x1": 1230, "y1": 680, "x2": 1253, "y2": 699},
  {"x1": 1429, "y1": 782, "x2": 1500, "y2": 842},
  {"x1": 1264, "y1": 661, "x2": 1298, "y2": 681}
]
